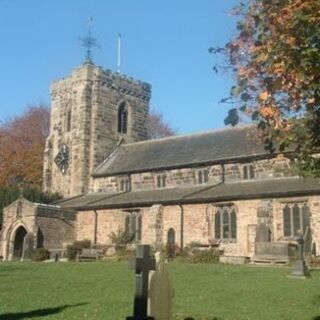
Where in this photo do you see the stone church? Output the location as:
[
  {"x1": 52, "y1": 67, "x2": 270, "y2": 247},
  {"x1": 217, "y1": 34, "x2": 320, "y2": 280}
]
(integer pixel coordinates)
[{"x1": 1, "y1": 60, "x2": 320, "y2": 263}]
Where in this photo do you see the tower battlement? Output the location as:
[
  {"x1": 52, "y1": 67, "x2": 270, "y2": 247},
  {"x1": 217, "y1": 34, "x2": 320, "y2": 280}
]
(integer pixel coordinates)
[{"x1": 51, "y1": 64, "x2": 151, "y2": 102}]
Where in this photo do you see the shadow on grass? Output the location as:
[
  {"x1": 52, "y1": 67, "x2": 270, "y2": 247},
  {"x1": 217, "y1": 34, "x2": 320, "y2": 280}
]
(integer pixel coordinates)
[
  {"x1": 0, "y1": 302, "x2": 87, "y2": 319},
  {"x1": 183, "y1": 317, "x2": 220, "y2": 320}
]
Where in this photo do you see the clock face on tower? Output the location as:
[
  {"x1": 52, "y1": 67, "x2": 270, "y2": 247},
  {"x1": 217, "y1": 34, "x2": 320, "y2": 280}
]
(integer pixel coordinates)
[{"x1": 54, "y1": 144, "x2": 69, "y2": 174}]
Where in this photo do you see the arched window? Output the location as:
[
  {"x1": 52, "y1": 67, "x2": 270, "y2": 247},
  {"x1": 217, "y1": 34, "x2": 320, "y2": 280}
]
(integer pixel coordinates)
[
  {"x1": 124, "y1": 212, "x2": 142, "y2": 242},
  {"x1": 118, "y1": 102, "x2": 128, "y2": 134},
  {"x1": 214, "y1": 206, "x2": 237, "y2": 240},
  {"x1": 283, "y1": 203, "x2": 310, "y2": 237}
]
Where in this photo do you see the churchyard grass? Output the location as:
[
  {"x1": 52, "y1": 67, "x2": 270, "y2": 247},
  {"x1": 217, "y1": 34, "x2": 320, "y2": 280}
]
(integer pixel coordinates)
[{"x1": 1, "y1": 261, "x2": 320, "y2": 320}]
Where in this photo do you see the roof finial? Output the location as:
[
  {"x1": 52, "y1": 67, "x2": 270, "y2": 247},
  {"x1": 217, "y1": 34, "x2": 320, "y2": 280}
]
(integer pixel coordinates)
[{"x1": 80, "y1": 16, "x2": 99, "y2": 65}]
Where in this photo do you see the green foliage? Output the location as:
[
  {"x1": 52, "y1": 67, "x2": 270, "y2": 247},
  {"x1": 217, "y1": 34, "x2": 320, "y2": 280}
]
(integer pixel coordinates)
[
  {"x1": 108, "y1": 229, "x2": 135, "y2": 245},
  {"x1": 187, "y1": 249, "x2": 220, "y2": 264},
  {"x1": 211, "y1": 0, "x2": 320, "y2": 176},
  {"x1": 31, "y1": 248, "x2": 50, "y2": 262},
  {"x1": 66, "y1": 240, "x2": 91, "y2": 260},
  {"x1": 105, "y1": 248, "x2": 135, "y2": 262},
  {"x1": 0, "y1": 186, "x2": 61, "y2": 228}
]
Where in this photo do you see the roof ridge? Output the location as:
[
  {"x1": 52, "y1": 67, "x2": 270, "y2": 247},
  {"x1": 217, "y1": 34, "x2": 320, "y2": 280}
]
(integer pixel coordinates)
[{"x1": 121, "y1": 124, "x2": 255, "y2": 148}]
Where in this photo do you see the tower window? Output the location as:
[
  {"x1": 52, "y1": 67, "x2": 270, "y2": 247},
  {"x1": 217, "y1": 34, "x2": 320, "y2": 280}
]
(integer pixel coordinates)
[{"x1": 118, "y1": 103, "x2": 128, "y2": 134}]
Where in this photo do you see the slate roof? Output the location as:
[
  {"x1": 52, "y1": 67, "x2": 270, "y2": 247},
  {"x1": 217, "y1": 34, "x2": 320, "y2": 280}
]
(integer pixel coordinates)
[
  {"x1": 93, "y1": 125, "x2": 275, "y2": 177},
  {"x1": 57, "y1": 178, "x2": 320, "y2": 210}
]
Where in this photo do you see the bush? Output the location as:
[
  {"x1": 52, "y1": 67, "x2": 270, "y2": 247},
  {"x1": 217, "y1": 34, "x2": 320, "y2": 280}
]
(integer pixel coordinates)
[
  {"x1": 66, "y1": 240, "x2": 91, "y2": 260},
  {"x1": 108, "y1": 230, "x2": 134, "y2": 245},
  {"x1": 104, "y1": 248, "x2": 135, "y2": 262},
  {"x1": 32, "y1": 248, "x2": 50, "y2": 261},
  {"x1": 187, "y1": 249, "x2": 220, "y2": 264},
  {"x1": 307, "y1": 256, "x2": 320, "y2": 267}
]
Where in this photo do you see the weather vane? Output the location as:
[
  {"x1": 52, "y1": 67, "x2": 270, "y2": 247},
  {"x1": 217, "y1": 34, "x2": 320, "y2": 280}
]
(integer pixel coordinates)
[{"x1": 80, "y1": 16, "x2": 99, "y2": 64}]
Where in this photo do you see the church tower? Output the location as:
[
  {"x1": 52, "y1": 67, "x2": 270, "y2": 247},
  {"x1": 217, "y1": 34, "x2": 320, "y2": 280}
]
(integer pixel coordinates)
[{"x1": 43, "y1": 63, "x2": 151, "y2": 197}]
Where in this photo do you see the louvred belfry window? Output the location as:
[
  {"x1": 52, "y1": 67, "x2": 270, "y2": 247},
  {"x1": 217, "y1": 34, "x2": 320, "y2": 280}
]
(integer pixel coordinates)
[{"x1": 118, "y1": 103, "x2": 128, "y2": 134}]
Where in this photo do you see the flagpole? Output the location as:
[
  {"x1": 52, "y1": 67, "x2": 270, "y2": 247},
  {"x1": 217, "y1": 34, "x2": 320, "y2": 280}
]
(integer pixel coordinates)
[{"x1": 117, "y1": 33, "x2": 121, "y2": 73}]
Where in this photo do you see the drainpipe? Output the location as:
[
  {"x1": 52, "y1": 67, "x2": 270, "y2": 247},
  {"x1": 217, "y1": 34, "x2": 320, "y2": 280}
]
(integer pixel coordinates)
[
  {"x1": 179, "y1": 203, "x2": 184, "y2": 253},
  {"x1": 221, "y1": 163, "x2": 225, "y2": 183},
  {"x1": 93, "y1": 210, "x2": 98, "y2": 246}
]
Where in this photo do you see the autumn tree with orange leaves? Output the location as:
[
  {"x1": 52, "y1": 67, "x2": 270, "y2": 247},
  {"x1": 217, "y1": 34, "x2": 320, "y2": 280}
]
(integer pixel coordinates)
[
  {"x1": 0, "y1": 106, "x2": 50, "y2": 188},
  {"x1": 211, "y1": 0, "x2": 320, "y2": 176}
]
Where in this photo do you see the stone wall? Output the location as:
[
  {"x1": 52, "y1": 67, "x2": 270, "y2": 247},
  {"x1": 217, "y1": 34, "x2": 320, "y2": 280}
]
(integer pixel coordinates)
[
  {"x1": 75, "y1": 194, "x2": 320, "y2": 259},
  {"x1": 37, "y1": 207, "x2": 76, "y2": 250},
  {"x1": 92, "y1": 157, "x2": 293, "y2": 193}
]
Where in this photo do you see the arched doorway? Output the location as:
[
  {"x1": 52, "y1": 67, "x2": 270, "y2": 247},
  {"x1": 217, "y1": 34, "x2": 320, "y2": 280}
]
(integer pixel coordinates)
[
  {"x1": 13, "y1": 226, "x2": 27, "y2": 260},
  {"x1": 167, "y1": 228, "x2": 176, "y2": 258}
]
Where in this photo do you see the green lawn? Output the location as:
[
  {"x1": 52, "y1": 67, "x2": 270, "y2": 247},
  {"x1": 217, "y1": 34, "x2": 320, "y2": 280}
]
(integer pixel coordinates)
[{"x1": 0, "y1": 261, "x2": 320, "y2": 320}]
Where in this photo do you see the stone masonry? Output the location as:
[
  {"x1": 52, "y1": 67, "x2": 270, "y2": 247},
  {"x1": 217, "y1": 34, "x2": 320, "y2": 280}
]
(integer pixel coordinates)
[{"x1": 43, "y1": 63, "x2": 151, "y2": 197}]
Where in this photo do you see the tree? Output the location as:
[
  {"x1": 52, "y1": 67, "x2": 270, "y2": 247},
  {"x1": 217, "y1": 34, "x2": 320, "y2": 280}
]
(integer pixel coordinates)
[
  {"x1": 0, "y1": 105, "x2": 50, "y2": 188},
  {"x1": 146, "y1": 109, "x2": 176, "y2": 139},
  {"x1": 211, "y1": 0, "x2": 320, "y2": 176}
]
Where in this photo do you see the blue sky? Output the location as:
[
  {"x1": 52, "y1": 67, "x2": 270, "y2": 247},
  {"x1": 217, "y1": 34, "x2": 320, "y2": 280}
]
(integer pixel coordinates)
[{"x1": 0, "y1": 0, "x2": 239, "y2": 134}]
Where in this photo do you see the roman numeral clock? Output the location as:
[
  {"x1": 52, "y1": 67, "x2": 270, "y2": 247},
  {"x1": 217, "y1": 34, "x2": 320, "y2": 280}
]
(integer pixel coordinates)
[{"x1": 54, "y1": 144, "x2": 69, "y2": 174}]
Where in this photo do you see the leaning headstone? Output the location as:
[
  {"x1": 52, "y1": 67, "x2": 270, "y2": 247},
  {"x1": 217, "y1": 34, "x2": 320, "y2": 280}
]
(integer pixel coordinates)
[
  {"x1": 303, "y1": 226, "x2": 312, "y2": 257},
  {"x1": 147, "y1": 252, "x2": 161, "y2": 315},
  {"x1": 127, "y1": 245, "x2": 156, "y2": 320},
  {"x1": 290, "y1": 234, "x2": 310, "y2": 279},
  {"x1": 149, "y1": 255, "x2": 174, "y2": 320}
]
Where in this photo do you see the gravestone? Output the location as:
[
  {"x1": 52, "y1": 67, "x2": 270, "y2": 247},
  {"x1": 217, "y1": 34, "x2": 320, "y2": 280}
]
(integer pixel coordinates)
[
  {"x1": 255, "y1": 207, "x2": 271, "y2": 243},
  {"x1": 167, "y1": 228, "x2": 176, "y2": 258},
  {"x1": 303, "y1": 226, "x2": 312, "y2": 257},
  {"x1": 149, "y1": 253, "x2": 174, "y2": 320},
  {"x1": 22, "y1": 233, "x2": 34, "y2": 260},
  {"x1": 255, "y1": 223, "x2": 271, "y2": 243},
  {"x1": 127, "y1": 245, "x2": 156, "y2": 320},
  {"x1": 290, "y1": 235, "x2": 309, "y2": 279},
  {"x1": 252, "y1": 207, "x2": 293, "y2": 263}
]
